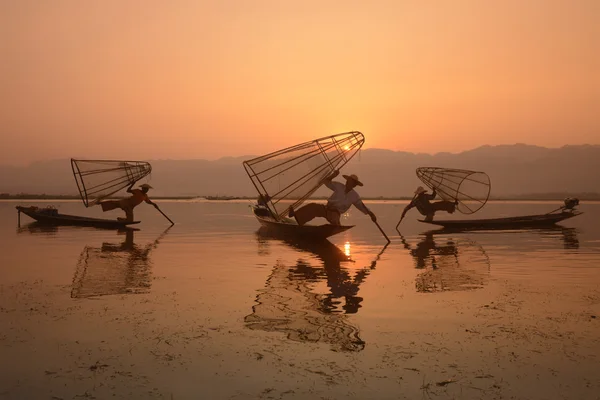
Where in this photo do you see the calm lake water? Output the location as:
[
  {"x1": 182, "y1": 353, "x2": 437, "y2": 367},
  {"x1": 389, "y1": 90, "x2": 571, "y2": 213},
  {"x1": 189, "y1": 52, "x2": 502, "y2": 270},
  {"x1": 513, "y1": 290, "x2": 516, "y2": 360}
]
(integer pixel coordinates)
[{"x1": 1, "y1": 200, "x2": 599, "y2": 399}]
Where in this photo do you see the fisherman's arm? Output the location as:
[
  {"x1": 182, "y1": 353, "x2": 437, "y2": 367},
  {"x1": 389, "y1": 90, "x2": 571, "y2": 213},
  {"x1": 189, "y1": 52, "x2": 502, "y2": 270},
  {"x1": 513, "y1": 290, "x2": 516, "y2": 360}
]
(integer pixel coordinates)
[
  {"x1": 324, "y1": 170, "x2": 340, "y2": 190},
  {"x1": 354, "y1": 200, "x2": 377, "y2": 222},
  {"x1": 400, "y1": 201, "x2": 415, "y2": 219},
  {"x1": 145, "y1": 196, "x2": 156, "y2": 206},
  {"x1": 126, "y1": 182, "x2": 135, "y2": 193}
]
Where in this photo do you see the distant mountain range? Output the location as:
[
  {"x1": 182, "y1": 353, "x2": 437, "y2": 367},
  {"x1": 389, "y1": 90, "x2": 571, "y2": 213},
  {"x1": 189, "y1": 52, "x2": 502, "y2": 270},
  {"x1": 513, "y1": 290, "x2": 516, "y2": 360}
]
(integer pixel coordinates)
[{"x1": 1, "y1": 144, "x2": 599, "y2": 199}]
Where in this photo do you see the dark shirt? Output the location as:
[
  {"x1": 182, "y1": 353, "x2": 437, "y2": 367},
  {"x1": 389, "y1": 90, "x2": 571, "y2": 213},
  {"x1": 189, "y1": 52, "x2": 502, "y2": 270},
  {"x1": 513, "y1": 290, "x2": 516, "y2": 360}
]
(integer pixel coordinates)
[{"x1": 409, "y1": 192, "x2": 436, "y2": 214}]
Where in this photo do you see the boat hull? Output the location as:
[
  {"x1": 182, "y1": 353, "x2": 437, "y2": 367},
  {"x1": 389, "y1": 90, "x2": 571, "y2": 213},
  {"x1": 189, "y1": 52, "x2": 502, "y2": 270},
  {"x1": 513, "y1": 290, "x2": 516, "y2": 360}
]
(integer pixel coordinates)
[
  {"x1": 419, "y1": 211, "x2": 582, "y2": 231},
  {"x1": 17, "y1": 206, "x2": 140, "y2": 229},
  {"x1": 252, "y1": 208, "x2": 353, "y2": 240}
]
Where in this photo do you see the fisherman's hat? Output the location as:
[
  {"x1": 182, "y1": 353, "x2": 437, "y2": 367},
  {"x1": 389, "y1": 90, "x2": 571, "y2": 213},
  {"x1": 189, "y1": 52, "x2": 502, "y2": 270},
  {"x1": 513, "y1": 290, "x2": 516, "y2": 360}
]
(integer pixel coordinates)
[
  {"x1": 414, "y1": 186, "x2": 427, "y2": 195},
  {"x1": 343, "y1": 174, "x2": 363, "y2": 186},
  {"x1": 140, "y1": 183, "x2": 153, "y2": 189}
]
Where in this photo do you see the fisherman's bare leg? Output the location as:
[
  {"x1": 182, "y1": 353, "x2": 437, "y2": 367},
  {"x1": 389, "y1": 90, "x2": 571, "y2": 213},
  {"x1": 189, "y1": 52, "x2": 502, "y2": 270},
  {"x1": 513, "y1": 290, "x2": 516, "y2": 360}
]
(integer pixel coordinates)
[
  {"x1": 325, "y1": 209, "x2": 341, "y2": 226},
  {"x1": 423, "y1": 201, "x2": 457, "y2": 221},
  {"x1": 100, "y1": 200, "x2": 121, "y2": 212},
  {"x1": 432, "y1": 201, "x2": 457, "y2": 214},
  {"x1": 118, "y1": 207, "x2": 134, "y2": 222},
  {"x1": 292, "y1": 203, "x2": 327, "y2": 226},
  {"x1": 125, "y1": 207, "x2": 134, "y2": 222}
]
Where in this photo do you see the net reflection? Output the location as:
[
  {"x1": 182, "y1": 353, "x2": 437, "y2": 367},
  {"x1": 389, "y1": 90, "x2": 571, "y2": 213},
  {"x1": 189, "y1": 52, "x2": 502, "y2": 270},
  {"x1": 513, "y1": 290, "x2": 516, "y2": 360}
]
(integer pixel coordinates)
[
  {"x1": 246, "y1": 228, "x2": 387, "y2": 352},
  {"x1": 71, "y1": 227, "x2": 170, "y2": 298},
  {"x1": 401, "y1": 231, "x2": 491, "y2": 293}
]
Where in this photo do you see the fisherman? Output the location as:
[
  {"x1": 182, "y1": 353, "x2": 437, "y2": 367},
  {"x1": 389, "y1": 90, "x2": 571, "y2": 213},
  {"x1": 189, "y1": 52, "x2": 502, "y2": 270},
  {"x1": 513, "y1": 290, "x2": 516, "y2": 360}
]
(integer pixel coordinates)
[
  {"x1": 400, "y1": 186, "x2": 457, "y2": 222},
  {"x1": 288, "y1": 170, "x2": 376, "y2": 226},
  {"x1": 399, "y1": 232, "x2": 457, "y2": 269},
  {"x1": 254, "y1": 194, "x2": 276, "y2": 218},
  {"x1": 98, "y1": 183, "x2": 156, "y2": 222}
]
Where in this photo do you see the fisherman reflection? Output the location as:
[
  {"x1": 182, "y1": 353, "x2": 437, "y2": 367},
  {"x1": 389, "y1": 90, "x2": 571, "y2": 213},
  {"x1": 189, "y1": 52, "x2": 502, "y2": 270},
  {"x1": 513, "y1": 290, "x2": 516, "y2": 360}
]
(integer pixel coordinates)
[
  {"x1": 287, "y1": 240, "x2": 372, "y2": 314},
  {"x1": 71, "y1": 227, "x2": 170, "y2": 298},
  {"x1": 400, "y1": 231, "x2": 458, "y2": 269},
  {"x1": 400, "y1": 231, "x2": 489, "y2": 293},
  {"x1": 247, "y1": 231, "x2": 386, "y2": 351}
]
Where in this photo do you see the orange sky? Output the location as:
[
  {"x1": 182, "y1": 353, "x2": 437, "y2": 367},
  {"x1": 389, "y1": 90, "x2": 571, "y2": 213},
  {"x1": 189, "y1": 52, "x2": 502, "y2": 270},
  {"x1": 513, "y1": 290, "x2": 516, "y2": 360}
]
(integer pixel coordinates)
[{"x1": 1, "y1": 0, "x2": 599, "y2": 165}]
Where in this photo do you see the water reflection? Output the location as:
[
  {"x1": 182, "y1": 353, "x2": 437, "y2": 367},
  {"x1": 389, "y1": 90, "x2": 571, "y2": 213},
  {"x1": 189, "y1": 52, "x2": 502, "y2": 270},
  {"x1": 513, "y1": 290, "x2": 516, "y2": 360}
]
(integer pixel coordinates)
[
  {"x1": 71, "y1": 227, "x2": 170, "y2": 298},
  {"x1": 16, "y1": 222, "x2": 60, "y2": 236},
  {"x1": 401, "y1": 227, "x2": 581, "y2": 293},
  {"x1": 427, "y1": 226, "x2": 580, "y2": 251},
  {"x1": 245, "y1": 228, "x2": 387, "y2": 352},
  {"x1": 401, "y1": 231, "x2": 491, "y2": 293},
  {"x1": 16, "y1": 222, "x2": 138, "y2": 236},
  {"x1": 533, "y1": 227, "x2": 580, "y2": 250}
]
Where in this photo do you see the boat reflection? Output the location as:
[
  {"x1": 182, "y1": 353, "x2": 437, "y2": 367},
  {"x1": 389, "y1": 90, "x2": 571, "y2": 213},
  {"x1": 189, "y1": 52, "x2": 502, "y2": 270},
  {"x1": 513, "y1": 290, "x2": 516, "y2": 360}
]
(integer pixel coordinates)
[
  {"x1": 71, "y1": 227, "x2": 170, "y2": 298},
  {"x1": 16, "y1": 222, "x2": 60, "y2": 235},
  {"x1": 400, "y1": 231, "x2": 491, "y2": 293},
  {"x1": 16, "y1": 222, "x2": 138, "y2": 236},
  {"x1": 533, "y1": 227, "x2": 580, "y2": 250},
  {"x1": 245, "y1": 228, "x2": 387, "y2": 352},
  {"x1": 430, "y1": 226, "x2": 580, "y2": 251}
]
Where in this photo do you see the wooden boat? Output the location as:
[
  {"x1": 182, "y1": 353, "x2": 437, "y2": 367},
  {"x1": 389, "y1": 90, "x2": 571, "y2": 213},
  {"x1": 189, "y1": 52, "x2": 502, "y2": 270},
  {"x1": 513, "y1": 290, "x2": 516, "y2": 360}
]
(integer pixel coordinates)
[
  {"x1": 16, "y1": 206, "x2": 140, "y2": 229},
  {"x1": 252, "y1": 206, "x2": 353, "y2": 239},
  {"x1": 419, "y1": 210, "x2": 582, "y2": 231}
]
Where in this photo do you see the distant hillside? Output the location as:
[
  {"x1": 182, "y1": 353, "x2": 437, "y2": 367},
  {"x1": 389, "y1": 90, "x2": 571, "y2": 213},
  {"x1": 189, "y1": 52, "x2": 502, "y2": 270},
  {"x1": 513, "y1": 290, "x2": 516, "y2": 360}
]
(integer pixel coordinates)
[{"x1": 1, "y1": 144, "x2": 599, "y2": 198}]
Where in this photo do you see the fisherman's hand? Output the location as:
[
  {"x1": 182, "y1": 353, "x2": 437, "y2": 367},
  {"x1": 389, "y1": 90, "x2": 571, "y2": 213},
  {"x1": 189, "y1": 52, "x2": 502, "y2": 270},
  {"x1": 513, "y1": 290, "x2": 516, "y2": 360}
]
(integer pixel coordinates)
[
  {"x1": 331, "y1": 170, "x2": 340, "y2": 178},
  {"x1": 369, "y1": 212, "x2": 377, "y2": 222}
]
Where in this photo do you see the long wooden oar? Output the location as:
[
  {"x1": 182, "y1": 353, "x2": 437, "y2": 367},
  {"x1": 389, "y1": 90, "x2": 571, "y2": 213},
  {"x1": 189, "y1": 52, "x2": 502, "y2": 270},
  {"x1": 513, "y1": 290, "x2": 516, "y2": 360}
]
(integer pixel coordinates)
[
  {"x1": 153, "y1": 204, "x2": 174, "y2": 225},
  {"x1": 395, "y1": 217, "x2": 404, "y2": 234},
  {"x1": 373, "y1": 218, "x2": 390, "y2": 244},
  {"x1": 396, "y1": 193, "x2": 418, "y2": 233}
]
